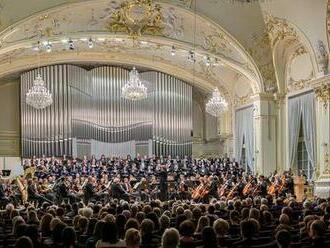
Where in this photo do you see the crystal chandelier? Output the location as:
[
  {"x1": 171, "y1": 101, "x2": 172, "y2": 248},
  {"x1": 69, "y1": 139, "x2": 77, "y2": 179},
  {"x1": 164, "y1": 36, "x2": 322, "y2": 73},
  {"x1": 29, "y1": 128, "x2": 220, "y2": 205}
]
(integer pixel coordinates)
[
  {"x1": 205, "y1": 88, "x2": 228, "y2": 117},
  {"x1": 122, "y1": 67, "x2": 148, "y2": 100},
  {"x1": 26, "y1": 73, "x2": 53, "y2": 109}
]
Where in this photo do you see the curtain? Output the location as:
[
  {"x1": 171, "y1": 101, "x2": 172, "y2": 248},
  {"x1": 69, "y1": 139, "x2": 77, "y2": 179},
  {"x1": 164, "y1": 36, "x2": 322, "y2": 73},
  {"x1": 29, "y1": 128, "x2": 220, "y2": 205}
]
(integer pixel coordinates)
[
  {"x1": 301, "y1": 93, "x2": 316, "y2": 179},
  {"x1": 288, "y1": 97, "x2": 302, "y2": 169},
  {"x1": 235, "y1": 106, "x2": 254, "y2": 172},
  {"x1": 288, "y1": 92, "x2": 316, "y2": 179}
]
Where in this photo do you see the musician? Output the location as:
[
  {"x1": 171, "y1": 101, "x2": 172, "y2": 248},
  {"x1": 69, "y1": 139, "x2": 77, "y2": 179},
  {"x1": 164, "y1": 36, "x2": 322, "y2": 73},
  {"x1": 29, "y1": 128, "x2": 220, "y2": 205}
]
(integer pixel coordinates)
[
  {"x1": 258, "y1": 175, "x2": 268, "y2": 197},
  {"x1": 27, "y1": 178, "x2": 52, "y2": 205},
  {"x1": 111, "y1": 178, "x2": 129, "y2": 201},
  {"x1": 83, "y1": 176, "x2": 95, "y2": 204},
  {"x1": 159, "y1": 165, "x2": 168, "y2": 201},
  {"x1": 0, "y1": 178, "x2": 10, "y2": 206},
  {"x1": 178, "y1": 175, "x2": 189, "y2": 200}
]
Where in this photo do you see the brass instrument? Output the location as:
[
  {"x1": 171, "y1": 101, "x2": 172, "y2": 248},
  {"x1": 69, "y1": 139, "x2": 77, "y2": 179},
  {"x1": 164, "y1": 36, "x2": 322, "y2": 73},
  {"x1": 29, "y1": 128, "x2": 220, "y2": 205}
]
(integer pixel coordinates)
[{"x1": 24, "y1": 166, "x2": 36, "y2": 179}]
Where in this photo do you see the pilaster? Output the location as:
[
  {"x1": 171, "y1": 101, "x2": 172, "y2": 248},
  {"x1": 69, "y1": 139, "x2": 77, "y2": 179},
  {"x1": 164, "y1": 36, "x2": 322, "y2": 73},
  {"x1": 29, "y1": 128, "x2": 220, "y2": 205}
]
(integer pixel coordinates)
[
  {"x1": 252, "y1": 93, "x2": 277, "y2": 176},
  {"x1": 313, "y1": 82, "x2": 330, "y2": 198}
]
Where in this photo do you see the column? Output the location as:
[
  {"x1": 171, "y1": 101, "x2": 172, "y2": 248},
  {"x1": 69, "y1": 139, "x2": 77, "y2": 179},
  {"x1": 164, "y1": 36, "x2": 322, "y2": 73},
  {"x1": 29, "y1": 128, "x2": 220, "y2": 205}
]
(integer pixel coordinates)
[
  {"x1": 218, "y1": 108, "x2": 233, "y2": 158},
  {"x1": 274, "y1": 93, "x2": 287, "y2": 172},
  {"x1": 252, "y1": 93, "x2": 277, "y2": 176},
  {"x1": 313, "y1": 82, "x2": 330, "y2": 198}
]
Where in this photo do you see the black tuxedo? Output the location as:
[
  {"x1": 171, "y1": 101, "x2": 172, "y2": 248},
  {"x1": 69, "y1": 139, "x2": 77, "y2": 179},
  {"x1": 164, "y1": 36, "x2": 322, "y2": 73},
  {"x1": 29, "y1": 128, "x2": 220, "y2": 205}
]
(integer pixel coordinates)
[
  {"x1": 111, "y1": 183, "x2": 129, "y2": 201},
  {"x1": 83, "y1": 182, "x2": 94, "y2": 204}
]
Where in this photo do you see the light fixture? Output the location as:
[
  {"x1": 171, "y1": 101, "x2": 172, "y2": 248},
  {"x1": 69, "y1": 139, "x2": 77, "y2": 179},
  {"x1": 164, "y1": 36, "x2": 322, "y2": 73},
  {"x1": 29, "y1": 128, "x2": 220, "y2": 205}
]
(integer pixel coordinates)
[
  {"x1": 122, "y1": 67, "x2": 148, "y2": 101},
  {"x1": 45, "y1": 42, "x2": 52, "y2": 52},
  {"x1": 171, "y1": 45, "x2": 176, "y2": 56},
  {"x1": 205, "y1": 56, "x2": 211, "y2": 66},
  {"x1": 205, "y1": 88, "x2": 228, "y2": 117},
  {"x1": 188, "y1": 50, "x2": 195, "y2": 63},
  {"x1": 26, "y1": 73, "x2": 53, "y2": 109},
  {"x1": 68, "y1": 39, "x2": 75, "y2": 50},
  {"x1": 88, "y1": 38, "x2": 94, "y2": 48}
]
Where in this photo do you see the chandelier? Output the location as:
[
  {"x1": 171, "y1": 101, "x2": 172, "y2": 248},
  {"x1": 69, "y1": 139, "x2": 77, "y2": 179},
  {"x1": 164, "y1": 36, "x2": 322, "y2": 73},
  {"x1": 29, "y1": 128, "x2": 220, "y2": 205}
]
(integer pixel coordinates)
[
  {"x1": 205, "y1": 88, "x2": 228, "y2": 117},
  {"x1": 122, "y1": 67, "x2": 148, "y2": 100},
  {"x1": 26, "y1": 73, "x2": 53, "y2": 109}
]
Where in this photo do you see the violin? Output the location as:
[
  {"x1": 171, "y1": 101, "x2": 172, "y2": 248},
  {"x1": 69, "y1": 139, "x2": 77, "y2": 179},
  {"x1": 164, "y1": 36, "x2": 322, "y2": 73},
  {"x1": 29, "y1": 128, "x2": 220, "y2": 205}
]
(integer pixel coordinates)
[
  {"x1": 227, "y1": 182, "x2": 238, "y2": 199},
  {"x1": 243, "y1": 180, "x2": 252, "y2": 196}
]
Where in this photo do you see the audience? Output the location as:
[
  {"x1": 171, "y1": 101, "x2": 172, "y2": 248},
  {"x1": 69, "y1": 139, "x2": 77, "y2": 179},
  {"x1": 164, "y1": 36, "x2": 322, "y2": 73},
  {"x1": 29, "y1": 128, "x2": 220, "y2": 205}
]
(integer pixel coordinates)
[{"x1": 0, "y1": 196, "x2": 329, "y2": 248}]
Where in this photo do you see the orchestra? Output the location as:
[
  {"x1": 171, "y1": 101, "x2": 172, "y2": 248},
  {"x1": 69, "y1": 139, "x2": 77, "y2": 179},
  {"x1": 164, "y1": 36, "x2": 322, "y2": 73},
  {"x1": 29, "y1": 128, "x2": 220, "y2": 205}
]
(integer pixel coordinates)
[{"x1": 0, "y1": 155, "x2": 296, "y2": 207}]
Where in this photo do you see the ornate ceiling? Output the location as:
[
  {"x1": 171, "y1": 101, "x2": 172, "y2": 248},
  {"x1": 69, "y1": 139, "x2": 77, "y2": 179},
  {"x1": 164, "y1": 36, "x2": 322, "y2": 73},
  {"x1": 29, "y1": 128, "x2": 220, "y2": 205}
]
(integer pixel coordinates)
[{"x1": 0, "y1": 0, "x2": 328, "y2": 106}]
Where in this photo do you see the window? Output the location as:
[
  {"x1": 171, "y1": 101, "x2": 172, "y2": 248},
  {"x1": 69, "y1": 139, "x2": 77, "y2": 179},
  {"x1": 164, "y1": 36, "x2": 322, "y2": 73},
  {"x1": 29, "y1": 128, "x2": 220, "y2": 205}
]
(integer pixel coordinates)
[{"x1": 296, "y1": 120, "x2": 313, "y2": 180}]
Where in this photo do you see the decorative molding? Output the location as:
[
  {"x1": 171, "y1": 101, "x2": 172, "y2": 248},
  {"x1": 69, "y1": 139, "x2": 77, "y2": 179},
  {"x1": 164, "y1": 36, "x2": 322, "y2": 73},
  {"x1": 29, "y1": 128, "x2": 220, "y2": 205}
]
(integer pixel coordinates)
[
  {"x1": 233, "y1": 93, "x2": 252, "y2": 107},
  {"x1": 287, "y1": 76, "x2": 313, "y2": 92},
  {"x1": 327, "y1": 0, "x2": 330, "y2": 52},
  {"x1": 0, "y1": 0, "x2": 262, "y2": 96},
  {"x1": 264, "y1": 14, "x2": 300, "y2": 47},
  {"x1": 315, "y1": 40, "x2": 329, "y2": 75},
  {"x1": 291, "y1": 45, "x2": 307, "y2": 60},
  {"x1": 314, "y1": 83, "x2": 330, "y2": 110},
  {"x1": 106, "y1": 0, "x2": 165, "y2": 37}
]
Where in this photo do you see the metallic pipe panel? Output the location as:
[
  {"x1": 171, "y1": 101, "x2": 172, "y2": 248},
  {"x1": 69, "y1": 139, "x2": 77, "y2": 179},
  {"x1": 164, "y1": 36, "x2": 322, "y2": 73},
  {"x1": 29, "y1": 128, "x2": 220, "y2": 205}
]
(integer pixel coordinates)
[{"x1": 21, "y1": 65, "x2": 192, "y2": 158}]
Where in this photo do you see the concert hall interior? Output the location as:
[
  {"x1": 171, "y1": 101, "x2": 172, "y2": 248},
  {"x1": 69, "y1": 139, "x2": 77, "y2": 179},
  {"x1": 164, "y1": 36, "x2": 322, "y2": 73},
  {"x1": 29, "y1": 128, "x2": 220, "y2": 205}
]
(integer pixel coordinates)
[{"x1": 0, "y1": 0, "x2": 330, "y2": 248}]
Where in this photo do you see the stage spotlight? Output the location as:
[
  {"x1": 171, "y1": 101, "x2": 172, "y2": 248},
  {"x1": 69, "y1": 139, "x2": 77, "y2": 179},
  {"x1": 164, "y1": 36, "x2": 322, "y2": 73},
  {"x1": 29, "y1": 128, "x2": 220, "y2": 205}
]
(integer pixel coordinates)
[
  {"x1": 171, "y1": 45, "x2": 176, "y2": 56},
  {"x1": 88, "y1": 38, "x2": 94, "y2": 48},
  {"x1": 205, "y1": 56, "x2": 211, "y2": 66},
  {"x1": 68, "y1": 39, "x2": 75, "y2": 50},
  {"x1": 188, "y1": 50, "x2": 195, "y2": 62},
  {"x1": 45, "y1": 42, "x2": 52, "y2": 52}
]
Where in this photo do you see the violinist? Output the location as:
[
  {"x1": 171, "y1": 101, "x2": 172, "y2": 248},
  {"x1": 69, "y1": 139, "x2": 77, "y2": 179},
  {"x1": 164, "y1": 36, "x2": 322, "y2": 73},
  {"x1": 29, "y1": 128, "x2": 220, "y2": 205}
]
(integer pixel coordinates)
[
  {"x1": 179, "y1": 175, "x2": 190, "y2": 200},
  {"x1": 0, "y1": 178, "x2": 10, "y2": 206}
]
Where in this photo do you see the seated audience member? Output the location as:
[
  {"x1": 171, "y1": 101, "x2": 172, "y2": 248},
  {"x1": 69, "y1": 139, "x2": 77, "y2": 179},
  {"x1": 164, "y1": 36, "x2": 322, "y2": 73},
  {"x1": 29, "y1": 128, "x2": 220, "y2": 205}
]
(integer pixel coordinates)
[
  {"x1": 233, "y1": 218, "x2": 260, "y2": 247},
  {"x1": 200, "y1": 226, "x2": 218, "y2": 248},
  {"x1": 39, "y1": 213, "x2": 53, "y2": 238},
  {"x1": 86, "y1": 220, "x2": 105, "y2": 248},
  {"x1": 15, "y1": 236, "x2": 34, "y2": 248},
  {"x1": 62, "y1": 226, "x2": 77, "y2": 248},
  {"x1": 96, "y1": 221, "x2": 126, "y2": 248},
  {"x1": 140, "y1": 219, "x2": 160, "y2": 248},
  {"x1": 309, "y1": 219, "x2": 327, "y2": 247},
  {"x1": 275, "y1": 229, "x2": 291, "y2": 248},
  {"x1": 125, "y1": 228, "x2": 141, "y2": 248},
  {"x1": 195, "y1": 216, "x2": 210, "y2": 237},
  {"x1": 25, "y1": 224, "x2": 42, "y2": 248},
  {"x1": 179, "y1": 220, "x2": 197, "y2": 248},
  {"x1": 213, "y1": 218, "x2": 231, "y2": 246},
  {"x1": 161, "y1": 228, "x2": 180, "y2": 248}
]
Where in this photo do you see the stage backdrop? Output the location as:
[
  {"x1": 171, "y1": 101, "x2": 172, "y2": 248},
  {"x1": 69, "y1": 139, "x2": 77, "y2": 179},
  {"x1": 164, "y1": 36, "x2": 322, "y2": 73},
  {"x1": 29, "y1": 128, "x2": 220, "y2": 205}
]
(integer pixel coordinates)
[{"x1": 21, "y1": 65, "x2": 192, "y2": 158}]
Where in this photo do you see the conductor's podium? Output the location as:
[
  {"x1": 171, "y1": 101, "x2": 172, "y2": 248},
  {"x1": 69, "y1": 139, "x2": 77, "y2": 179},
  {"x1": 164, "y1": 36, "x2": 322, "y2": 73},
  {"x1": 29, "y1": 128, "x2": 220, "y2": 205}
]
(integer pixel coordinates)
[{"x1": 294, "y1": 176, "x2": 305, "y2": 202}]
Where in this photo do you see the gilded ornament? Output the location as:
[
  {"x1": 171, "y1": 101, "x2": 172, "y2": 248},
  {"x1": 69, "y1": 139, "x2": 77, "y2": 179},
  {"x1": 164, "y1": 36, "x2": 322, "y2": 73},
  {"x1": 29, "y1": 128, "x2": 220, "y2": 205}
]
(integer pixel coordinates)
[
  {"x1": 106, "y1": 0, "x2": 165, "y2": 37},
  {"x1": 314, "y1": 83, "x2": 330, "y2": 110},
  {"x1": 202, "y1": 32, "x2": 231, "y2": 56},
  {"x1": 265, "y1": 14, "x2": 299, "y2": 47},
  {"x1": 292, "y1": 46, "x2": 307, "y2": 59},
  {"x1": 316, "y1": 40, "x2": 329, "y2": 75},
  {"x1": 287, "y1": 78, "x2": 309, "y2": 92}
]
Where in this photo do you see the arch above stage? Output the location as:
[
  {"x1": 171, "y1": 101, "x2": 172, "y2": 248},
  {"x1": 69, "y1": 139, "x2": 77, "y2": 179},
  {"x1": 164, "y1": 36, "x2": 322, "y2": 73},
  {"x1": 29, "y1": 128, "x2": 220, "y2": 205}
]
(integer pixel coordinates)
[{"x1": 0, "y1": 0, "x2": 264, "y2": 102}]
